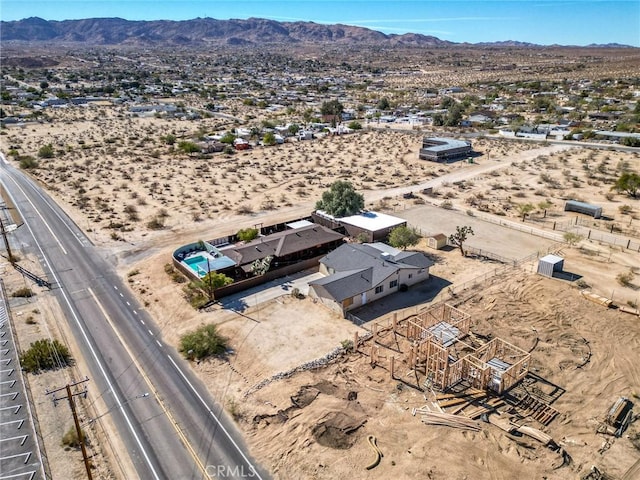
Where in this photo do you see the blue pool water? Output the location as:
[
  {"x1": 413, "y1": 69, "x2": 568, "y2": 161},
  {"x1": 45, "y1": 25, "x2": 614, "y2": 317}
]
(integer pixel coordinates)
[{"x1": 184, "y1": 255, "x2": 211, "y2": 276}]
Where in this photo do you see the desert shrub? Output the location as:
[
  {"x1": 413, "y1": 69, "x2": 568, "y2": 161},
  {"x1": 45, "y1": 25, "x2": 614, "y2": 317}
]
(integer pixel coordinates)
[
  {"x1": 617, "y1": 271, "x2": 634, "y2": 287},
  {"x1": 179, "y1": 324, "x2": 228, "y2": 360},
  {"x1": 182, "y1": 282, "x2": 209, "y2": 308},
  {"x1": 12, "y1": 287, "x2": 34, "y2": 298},
  {"x1": 291, "y1": 287, "x2": 305, "y2": 299},
  {"x1": 20, "y1": 339, "x2": 72, "y2": 373},
  {"x1": 441, "y1": 200, "x2": 453, "y2": 210},
  {"x1": 61, "y1": 426, "x2": 89, "y2": 449},
  {"x1": 236, "y1": 204, "x2": 253, "y2": 215},
  {"x1": 237, "y1": 227, "x2": 259, "y2": 242},
  {"x1": 146, "y1": 217, "x2": 165, "y2": 230},
  {"x1": 19, "y1": 155, "x2": 39, "y2": 169},
  {"x1": 38, "y1": 144, "x2": 54, "y2": 158},
  {"x1": 619, "y1": 205, "x2": 633, "y2": 215}
]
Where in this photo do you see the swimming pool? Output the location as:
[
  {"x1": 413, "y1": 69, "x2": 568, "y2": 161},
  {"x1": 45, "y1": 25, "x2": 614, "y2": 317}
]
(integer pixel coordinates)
[
  {"x1": 183, "y1": 253, "x2": 237, "y2": 278},
  {"x1": 184, "y1": 255, "x2": 211, "y2": 277}
]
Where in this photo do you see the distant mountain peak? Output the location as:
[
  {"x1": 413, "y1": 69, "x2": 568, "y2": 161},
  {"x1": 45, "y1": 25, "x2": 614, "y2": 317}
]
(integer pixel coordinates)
[{"x1": 0, "y1": 17, "x2": 635, "y2": 48}]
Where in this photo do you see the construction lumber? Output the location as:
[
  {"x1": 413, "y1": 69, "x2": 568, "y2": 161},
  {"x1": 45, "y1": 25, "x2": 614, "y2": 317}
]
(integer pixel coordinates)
[
  {"x1": 488, "y1": 414, "x2": 517, "y2": 433},
  {"x1": 580, "y1": 290, "x2": 613, "y2": 308},
  {"x1": 463, "y1": 398, "x2": 505, "y2": 419},
  {"x1": 516, "y1": 425, "x2": 553, "y2": 446},
  {"x1": 421, "y1": 412, "x2": 481, "y2": 431}
]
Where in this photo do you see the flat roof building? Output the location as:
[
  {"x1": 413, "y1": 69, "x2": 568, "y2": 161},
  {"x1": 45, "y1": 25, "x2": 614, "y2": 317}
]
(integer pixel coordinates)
[{"x1": 419, "y1": 137, "x2": 472, "y2": 162}]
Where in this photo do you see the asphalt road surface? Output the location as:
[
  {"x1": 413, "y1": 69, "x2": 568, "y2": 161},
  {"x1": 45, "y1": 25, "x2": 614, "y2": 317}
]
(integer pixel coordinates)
[{"x1": 0, "y1": 154, "x2": 269, "y2": 480}]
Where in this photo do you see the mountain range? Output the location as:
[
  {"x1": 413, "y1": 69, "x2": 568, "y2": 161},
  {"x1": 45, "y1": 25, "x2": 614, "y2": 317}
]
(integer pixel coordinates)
[{"x1": 0, "y1": 17, "x2": 633, "y2": 48}]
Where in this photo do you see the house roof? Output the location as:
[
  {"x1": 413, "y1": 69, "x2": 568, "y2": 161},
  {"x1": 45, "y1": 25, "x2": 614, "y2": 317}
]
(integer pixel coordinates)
[
  {"x1": 317, "y1": 210, "x2": 406, "y2": 232},
  {"x1": 224, "y1": 224, "x2": 344, "y2": 265},
  {"x1": 310, "y1": 243, "x2": 434, "y2": 300},
  {"x1": 310, "y1": 267, "x2": 373, "y2": 302}
]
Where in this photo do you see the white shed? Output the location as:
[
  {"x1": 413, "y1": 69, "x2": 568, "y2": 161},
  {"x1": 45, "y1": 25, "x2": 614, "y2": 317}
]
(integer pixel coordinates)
[{"x1": 537, "y1": 254, "x2": 564, "y2": 278}]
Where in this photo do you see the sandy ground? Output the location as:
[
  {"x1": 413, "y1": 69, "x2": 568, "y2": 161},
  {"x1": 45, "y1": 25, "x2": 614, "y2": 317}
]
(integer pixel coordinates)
[{"x1": 2, "y1": 108, "x2": 640, "y2": 480}]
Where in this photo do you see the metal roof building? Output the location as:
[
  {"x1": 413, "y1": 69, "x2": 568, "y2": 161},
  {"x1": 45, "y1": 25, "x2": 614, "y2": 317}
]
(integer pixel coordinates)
[{"x1": 419, "y1": 137, "x2": 472, "y2": 162}]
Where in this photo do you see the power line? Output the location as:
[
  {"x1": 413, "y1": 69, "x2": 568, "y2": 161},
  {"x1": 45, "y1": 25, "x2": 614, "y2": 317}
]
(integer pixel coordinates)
[{"x1": 46, "y1": 377, "x2": 93, "y2": 480}]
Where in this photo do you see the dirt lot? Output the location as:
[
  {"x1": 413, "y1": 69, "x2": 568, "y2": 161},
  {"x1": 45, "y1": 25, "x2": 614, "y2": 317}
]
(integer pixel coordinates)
[{"x1": 222, "y1": 268, "x2": 640, "y2": 480}]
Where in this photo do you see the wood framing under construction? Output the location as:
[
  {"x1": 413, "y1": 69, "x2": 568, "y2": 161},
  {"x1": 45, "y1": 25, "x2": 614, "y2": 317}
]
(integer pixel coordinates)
[{"x1": 357, "y1": 303, "x2": 530, "y2": 394}]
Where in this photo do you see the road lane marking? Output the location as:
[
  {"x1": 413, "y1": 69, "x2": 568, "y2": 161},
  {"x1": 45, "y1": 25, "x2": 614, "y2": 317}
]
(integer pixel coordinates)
[
  {"x1": 167, "y1": 355, "x2": 264, "y2": 480},
  {"x1": 1, "y1": 174, "x2": 68, "y2": 255},
  {"x1": 156, "y1": 340, "x2": 162, "y2": 348},
  {"x1": 88, "y1": 288, "x2": 210, "y2": 479},
  {"x1": 148, "y1": 329, "x2": 154, "y2": 336}
]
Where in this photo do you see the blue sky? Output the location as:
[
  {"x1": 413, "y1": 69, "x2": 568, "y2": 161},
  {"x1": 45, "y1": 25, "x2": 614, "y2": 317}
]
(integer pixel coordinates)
[{"x1": 2, "y1": 1, "x2": 639, "y2": 46}]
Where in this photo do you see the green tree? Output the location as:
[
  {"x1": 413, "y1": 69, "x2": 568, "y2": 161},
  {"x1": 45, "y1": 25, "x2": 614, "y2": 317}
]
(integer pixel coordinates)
[
  {"x1": 377, "y1": 97, "x2": 390, "y2": 111},
  {"x1": 179, "y1": 324, "x2": 228, "y2": 361},
  {"x1": 320, "y1": 99, "x2": 344, "y2": 124},
  {"x1": 388, "y1": 225, "x2": 421, "y2": 250},
  {"x1": 220, "y1": 132, "x2": 236, "y2": 144},
  {"x1": 315, "y1": 180, "x2": 364, "y2": 217},
  {"x1": 177, "y1": 141, "x2": 200, "y2": 155},
  {"x1": 237, "y1": 227, "x2": 259, "y2": 242},
  {"x1": 287, "y1": 124, "x2": 300, "y2": 135},
  {"x1": 516, "y1": 203, "x2": 535, "y2": 221},
  {"x1": 20, "y1": 339, "x2": 72, "y2": 373},
  {"x1": 347, "y1": 120, "x2": 362, "y2": 130},
  {"x1": 37, "y1": 144, "x2": 54, "y2": 158},
  {"x1": 612, "y1": 172, "x2": 640, "y2": 198},
  {"x1": 448, "y1": 225, "x2": 474, "y2": 256},
  {"x1": 198, "y1": 271, "x2": 233, "y2": 301},
  {"x1": 262, "y1": 131, "x2": 277, "y2": 146}
]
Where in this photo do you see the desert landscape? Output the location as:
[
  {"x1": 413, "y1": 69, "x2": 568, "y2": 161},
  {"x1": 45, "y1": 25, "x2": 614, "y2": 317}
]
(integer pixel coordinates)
[{"x1": 1, "y1": 36, "x2": 639, "y2": 480}]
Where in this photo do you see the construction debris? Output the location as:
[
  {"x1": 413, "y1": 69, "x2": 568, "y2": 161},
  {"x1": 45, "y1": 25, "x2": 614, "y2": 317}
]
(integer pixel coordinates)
[
  {"x1": 599, "y1": 397, "x2": 634, "y2": 437},
  {"x1": 420, "y1": 411, "x2": 482, "y2": 431}
]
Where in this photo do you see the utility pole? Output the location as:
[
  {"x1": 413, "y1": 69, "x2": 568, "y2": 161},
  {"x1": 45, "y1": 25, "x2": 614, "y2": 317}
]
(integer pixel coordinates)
[
  {"x1": 0, "y1": 216, "x2": 14, "y2": 264},
  {"x1": 46, "y1": 377, "x2": 93, "y2": 480}
]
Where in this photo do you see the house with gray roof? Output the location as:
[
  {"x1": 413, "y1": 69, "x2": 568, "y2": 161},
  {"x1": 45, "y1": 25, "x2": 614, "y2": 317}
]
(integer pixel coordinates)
[{"x1": 308, "y1": 243, "x2": 434, "y2": 316}]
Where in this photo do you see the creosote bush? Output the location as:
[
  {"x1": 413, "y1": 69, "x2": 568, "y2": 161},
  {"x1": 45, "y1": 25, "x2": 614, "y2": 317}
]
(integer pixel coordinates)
[
  {"x1": 20, "y1": 339, "x2": 72, "y2": 373},
  {"x1": 179, "y1": 324, "x2": 228, "y2": 361}
]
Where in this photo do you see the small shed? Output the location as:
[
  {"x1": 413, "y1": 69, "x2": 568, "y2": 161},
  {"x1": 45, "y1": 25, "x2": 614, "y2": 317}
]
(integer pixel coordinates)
[
  {"x1": 427, "y1": 234, "x2": 447, "y2": 250},
  {"x1": 537, "y1": 254, "x2": 564, "y2": 278},
  {"x1": 564, "y1": 200, "x2": 602, "y2": 219}
]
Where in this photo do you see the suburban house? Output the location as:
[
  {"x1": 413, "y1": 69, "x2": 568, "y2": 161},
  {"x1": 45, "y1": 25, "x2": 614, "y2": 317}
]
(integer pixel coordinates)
[
  {"x1": 308, "y1": 243, "x2": 434, "y2": 316},
  {"x1": 312, "y1": 210, "x2": 407, "y2": 242},
  {"x1": 224, "y1": 224, "x2": 345, "y2": 275},
  {"x1": 174, "y1": 223, "x2": 345, "y2": 283}
]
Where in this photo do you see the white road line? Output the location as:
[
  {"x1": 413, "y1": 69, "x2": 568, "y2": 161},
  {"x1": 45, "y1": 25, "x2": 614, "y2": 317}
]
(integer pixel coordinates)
[
  {"x1": 156, "y1": 340, "x2": 162, "y2": 348},
  {"x1": 119, "y1": 293, "x2": 124, "y2": 297},
  {"x1": 1, "y1": 175, "x2": 68, "y2": 255},
  {"x1": 126, "y1": 301, "x2": 130, "y2": 306},
  {"x1": 88, "y1": 288, "x2": 210, "y2": 478},
  {"x1": 166, "y1": 355, "x2": 263, "y2": 480},
  {"x1": 114, "y1": 286, "x2": 118, "y2": 290},
  {"x1": 148, "y1": 329, "x2": 154, "y2": 336},
  {"x1": 133, "y1": 310, "x2": 138, "y2": 315},
  {"x1": 140, "y1": 319, "x2": 145, "y2": 325},
  {"x1": 5, "y1": 199, "x2": 162, "y2": 479}
]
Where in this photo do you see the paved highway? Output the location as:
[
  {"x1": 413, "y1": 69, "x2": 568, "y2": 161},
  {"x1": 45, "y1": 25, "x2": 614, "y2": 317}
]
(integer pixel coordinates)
[{"x1": 0, "y1": 155, "x2": 268, "y2": 479}]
